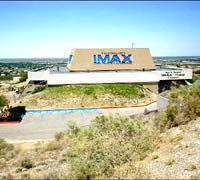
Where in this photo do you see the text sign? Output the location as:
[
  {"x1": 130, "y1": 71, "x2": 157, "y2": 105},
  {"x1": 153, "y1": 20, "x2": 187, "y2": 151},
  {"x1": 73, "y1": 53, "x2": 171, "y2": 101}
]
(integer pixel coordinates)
[
  {"x1": 93, "y1": 54, "x2": 132, "y2": 64},
  {"x1": 161, "y1": 71, "x2": 186, "y2": 79}
]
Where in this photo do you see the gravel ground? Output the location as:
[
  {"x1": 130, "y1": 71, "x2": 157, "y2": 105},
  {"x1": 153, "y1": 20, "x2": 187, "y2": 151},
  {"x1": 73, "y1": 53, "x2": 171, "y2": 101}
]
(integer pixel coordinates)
[{"x1": 146, "y1": 117, "x2": 200, "y2": 179}]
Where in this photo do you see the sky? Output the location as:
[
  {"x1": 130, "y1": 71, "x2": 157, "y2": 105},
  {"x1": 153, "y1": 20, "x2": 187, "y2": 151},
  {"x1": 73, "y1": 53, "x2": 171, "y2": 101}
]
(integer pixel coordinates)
[{"x1": 0, "y1": 1, "x2": 200, "y2": 58}]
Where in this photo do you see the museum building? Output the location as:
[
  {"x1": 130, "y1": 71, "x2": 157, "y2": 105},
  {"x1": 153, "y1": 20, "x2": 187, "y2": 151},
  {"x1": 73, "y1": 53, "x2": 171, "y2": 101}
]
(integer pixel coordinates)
[{"x1": 28, "y1": 48, "x2": 193, "y2": 93}]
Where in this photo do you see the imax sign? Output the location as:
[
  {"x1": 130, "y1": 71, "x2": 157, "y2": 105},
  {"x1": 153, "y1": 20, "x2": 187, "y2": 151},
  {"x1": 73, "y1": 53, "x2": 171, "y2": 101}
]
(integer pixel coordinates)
[{"x1": 93, "y1": 54, "x2": 132, "y2": 64}]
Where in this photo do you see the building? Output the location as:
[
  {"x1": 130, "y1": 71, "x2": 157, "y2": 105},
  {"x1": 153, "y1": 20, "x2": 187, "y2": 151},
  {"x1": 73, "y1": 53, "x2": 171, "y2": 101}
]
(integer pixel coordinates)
[
  {"x1": 67, "y1": 48, "x2": 155, "y2": 71},
  {"x1": 28, "y1": 48, "x2": 193, "y2": 93}
]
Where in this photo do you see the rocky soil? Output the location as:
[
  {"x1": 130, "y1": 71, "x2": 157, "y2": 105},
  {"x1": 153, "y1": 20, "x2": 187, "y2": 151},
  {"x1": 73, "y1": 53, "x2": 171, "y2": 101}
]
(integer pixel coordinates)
[{"x1": 146, "y1": 117, "x2": 200, "y2": 179}]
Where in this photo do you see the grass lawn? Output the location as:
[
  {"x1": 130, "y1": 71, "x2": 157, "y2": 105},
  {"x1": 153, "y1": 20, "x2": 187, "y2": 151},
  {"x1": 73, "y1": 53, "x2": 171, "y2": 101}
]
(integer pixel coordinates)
[{"x1": 44, "y1": 83, "x2": 145, "y2": 98}]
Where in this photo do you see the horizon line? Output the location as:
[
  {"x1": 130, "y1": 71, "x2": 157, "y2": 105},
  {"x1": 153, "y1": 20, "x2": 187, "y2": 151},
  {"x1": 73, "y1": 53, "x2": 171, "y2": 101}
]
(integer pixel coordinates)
[{"x1": 0, "y1": 55, "x2": 200, "y2": 59}]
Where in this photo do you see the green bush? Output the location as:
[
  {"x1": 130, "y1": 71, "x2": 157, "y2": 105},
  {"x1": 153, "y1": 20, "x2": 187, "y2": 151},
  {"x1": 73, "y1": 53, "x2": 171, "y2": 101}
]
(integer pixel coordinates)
[
  {"x1": 19, "y1": 71, "x2": 28, "y2": 82},
  {"x1": 84, "y1": 86, "x2": 95, "y2": 95},
  {"x1": 188, "y1": 74, "x2": 200, "y2": 83},
  {"x1": 66, "y1": 114, "x2": 158, "y2": 179},
  {"x1": 21, "y1": 158, "x2": 34, "y2": 169},
  {"x1": 182, "y1": 85, "x2": 200, "y2": 120},
  {"x1": 166, "y1": 103, "x2": 178, "y2": 124},
  {"x1": 32, "y1": 86, "x2": 46, "y2": 94},
  {"x1": 67, "y1": 121, "x2": 81, "y2": 137},
  {"x1": 0, "y1": 95, "x2": 8, "y2": 107},
  {"x1": 54, "y1": 132, "x2": 65, "y2": 141},
  {"x1": 158, "y1": 85, "x2": 200, "y2": 131}
]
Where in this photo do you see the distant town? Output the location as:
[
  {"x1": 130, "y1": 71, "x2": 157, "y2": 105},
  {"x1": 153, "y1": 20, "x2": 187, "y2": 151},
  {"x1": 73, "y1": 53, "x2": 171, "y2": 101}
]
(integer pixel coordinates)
[{"x1": 0, "y1": 58, "x2": 68, "y2": 81}]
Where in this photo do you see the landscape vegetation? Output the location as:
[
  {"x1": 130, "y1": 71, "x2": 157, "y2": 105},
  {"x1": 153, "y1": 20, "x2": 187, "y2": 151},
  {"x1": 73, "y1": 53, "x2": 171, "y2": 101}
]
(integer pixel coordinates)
[
  {"x1": 0, "y1": 59, "x2": 200, "y2": 178},
  {"x1": 14, "y1": 83, "x2": 156, "y2": 109},
  {"x1": 0, "y1": 0, "x2": 200, "y2": 178},
  {"x1": 0, "y1": 83, "x2": 200, "y2": 179}
]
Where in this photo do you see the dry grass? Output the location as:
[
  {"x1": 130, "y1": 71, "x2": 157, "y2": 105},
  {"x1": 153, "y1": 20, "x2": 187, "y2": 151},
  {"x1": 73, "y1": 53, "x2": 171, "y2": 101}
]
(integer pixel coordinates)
[
  {"x1": 0, "y1": 136, "x2": 70, "y2": 179},
  {"x1": 11, "y1": 84, "x2": 156, "y2": 109}
]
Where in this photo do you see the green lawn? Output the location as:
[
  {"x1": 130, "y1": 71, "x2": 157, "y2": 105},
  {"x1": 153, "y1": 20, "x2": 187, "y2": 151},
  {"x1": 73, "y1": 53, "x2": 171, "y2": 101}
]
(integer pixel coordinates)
[{"x1": 44, "y1": 83, "x2": 145, "y2": 98}]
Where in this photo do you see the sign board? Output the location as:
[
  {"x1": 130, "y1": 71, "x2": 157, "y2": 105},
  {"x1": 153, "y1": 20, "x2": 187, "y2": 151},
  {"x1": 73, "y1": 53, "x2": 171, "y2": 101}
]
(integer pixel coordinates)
[
  {"x1": 157, "y1": 69, "x2": 192, "y2": 80},
  {"x1": 67, "y1": 48, "x2": 156, "y2": 71},
  {"x1": 93, "y1": 53, "x2": 132, "y2": 64}
]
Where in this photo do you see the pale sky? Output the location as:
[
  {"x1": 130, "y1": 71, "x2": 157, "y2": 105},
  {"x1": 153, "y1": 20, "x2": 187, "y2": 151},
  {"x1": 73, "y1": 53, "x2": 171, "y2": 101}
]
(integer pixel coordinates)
[{"x1": 0, "y1": 1, "x2": 200, "y2": 58}]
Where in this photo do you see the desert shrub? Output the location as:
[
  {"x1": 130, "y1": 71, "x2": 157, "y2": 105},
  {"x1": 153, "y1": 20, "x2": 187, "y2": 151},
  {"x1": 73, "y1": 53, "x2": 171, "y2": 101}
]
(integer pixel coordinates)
[
  {"x1": 187, "y1": 74, "x2": 200, "y2": 83},
  {"x1": 182, "y1": 85, "x2": 200, "y2": 120},
  {"x1": 54, "y1": 132, "x2": 65, "y2": 141},
  {"x1": 66, "y1": 114, "x2": 158, "y2": 179},
  {"x1": 165, "y1": 158, "x2": 175, "y2": 166},
  {"x1": 84, "y1": 86, "x2": 95, "y2": 95},
  {"x1": 168, "y1": 85, "x2": 188, "y2": 99},
  {"x1": 21, "y1": 158, "x2": 34, "y2": 169},
  {"x1": 45, "y1": 141, "x2": 62, "y2": 151},
  {"x1": 173, "y1": 85, "x2": 200, "y2": 122},
  {"x1": 68, "y1": 121, "x2": 81, "y2": 137},
  {"x1": 157, "y1": 85, "x2": 200, "y2": 131},
  {"x1": 166, "y1": 103, "x2": 178, "y2": 122},
  {"x1": 32, "y1": 86, "x2": 46, "y2": 94},
  {"x1": 156, "y1": 103, "x2": 179, "y2": 132},
  {"x1": 0, "y1": 138, "x2": 14, "y2": 157},
  {"x1": 0, "y1": 95, "x2": 8, "y2": 107}
]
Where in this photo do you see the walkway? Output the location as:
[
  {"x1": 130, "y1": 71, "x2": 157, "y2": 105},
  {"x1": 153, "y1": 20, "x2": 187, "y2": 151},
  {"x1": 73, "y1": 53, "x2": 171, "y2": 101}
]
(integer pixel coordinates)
[{"x1": 0, "y1": 102, "x2": 156, "y2": 143}]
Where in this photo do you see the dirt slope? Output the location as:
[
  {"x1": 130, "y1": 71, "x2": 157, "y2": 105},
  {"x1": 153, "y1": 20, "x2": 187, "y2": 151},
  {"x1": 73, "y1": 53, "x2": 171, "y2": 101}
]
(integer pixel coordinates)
[
  {"x1": 11, "y1": 86, "x2": 156, "y2": 109},
  {"x1": 145, "y1": 117, "x2": 200, "y2": 179}
]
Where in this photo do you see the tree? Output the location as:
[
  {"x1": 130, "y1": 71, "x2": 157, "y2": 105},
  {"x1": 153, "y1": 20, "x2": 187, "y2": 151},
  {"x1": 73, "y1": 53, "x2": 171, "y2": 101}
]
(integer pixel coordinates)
[
  {"x1": 19, "y1": 71, "x2": 28, "y2": 82},
  {"x1": 9, "y1": 106, "x2": 26, "y2": 121},
  {"x1": 0, "y1": 95, "x2": 8, "y2": 108}
]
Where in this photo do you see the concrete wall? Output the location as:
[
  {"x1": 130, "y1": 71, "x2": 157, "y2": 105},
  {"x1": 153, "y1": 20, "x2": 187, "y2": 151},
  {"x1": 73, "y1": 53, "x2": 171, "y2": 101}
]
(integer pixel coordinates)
[
  {"x1": 28, "y1": 71, "x2": 49, "y2": 81},
  {"x1": 67, "y1": 48, "x2": 156, "y2": 71},
  {"x1": 27, "y1": 68, "x2": 192, "y2": 94},
  {"x1": 47, "y1": 71, "x2": 159, "y2": 85},
  {"x1": 28, "y1": 69, "x2": 192, "y2": 86},
  {"x1": 143, "y1": 82, "x2": 159, "y2": 94}
]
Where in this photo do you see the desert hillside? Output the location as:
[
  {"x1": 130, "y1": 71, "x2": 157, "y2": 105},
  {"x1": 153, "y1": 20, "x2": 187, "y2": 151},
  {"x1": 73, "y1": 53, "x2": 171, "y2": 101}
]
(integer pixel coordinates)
[
  {"x1": 0, "y1": 115, "x2": 200, "y2": 179},
  {"x1": 1, "y1": 84, "x2": 199, "y2": 179},
  {"x1": 11, "y1": 84, "x2": 156, "y2": 109}
]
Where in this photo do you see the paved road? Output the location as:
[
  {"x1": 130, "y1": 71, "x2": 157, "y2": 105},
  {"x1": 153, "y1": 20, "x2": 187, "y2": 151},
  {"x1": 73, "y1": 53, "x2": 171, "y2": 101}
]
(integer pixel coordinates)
[
  {"x1": 157, "y1": 94, "x2": 169, "y2": 110},
  {"x1": 0, "y1": 102, "x2": 157, "y2": 143}
]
